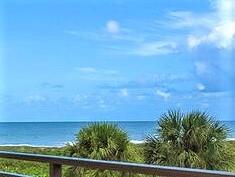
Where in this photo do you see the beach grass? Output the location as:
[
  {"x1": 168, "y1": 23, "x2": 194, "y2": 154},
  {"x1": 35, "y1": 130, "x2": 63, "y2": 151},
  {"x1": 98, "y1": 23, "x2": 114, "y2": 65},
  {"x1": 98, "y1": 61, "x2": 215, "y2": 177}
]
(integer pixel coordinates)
[
  {"x1": 0, "y1": 142, "x2": 234, "y2": 177},
  {"x1": 0, "y1": 146, "x2": 67, "y2": 177}
]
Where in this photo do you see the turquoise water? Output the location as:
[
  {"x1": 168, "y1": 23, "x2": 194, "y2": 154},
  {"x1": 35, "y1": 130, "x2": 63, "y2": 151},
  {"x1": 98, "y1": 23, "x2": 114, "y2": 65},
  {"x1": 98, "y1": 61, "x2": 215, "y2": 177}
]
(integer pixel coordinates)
[{"x1": 0, "y1": 121, "x2": 235, "y2": 146}]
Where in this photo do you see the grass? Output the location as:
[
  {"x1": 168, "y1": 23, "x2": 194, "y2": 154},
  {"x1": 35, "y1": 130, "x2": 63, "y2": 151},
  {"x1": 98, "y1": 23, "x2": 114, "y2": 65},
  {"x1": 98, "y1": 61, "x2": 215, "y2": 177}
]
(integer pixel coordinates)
[
  {"x1": 228, "y1": 141, "x2": 235, "y2": 172},
  {"x1": 0, "y1": 146, "x2": 65, "y2": 177},
  {"x1": 0, "y1": 142, "x2": 234, "y2": 177}
]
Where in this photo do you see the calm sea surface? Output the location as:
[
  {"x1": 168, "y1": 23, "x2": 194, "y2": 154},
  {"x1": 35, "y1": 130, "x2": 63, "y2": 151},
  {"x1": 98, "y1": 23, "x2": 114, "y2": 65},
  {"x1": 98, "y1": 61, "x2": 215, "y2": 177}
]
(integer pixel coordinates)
[{"x1": 0, "y1": 121, "x2": 235, "y2": 146}]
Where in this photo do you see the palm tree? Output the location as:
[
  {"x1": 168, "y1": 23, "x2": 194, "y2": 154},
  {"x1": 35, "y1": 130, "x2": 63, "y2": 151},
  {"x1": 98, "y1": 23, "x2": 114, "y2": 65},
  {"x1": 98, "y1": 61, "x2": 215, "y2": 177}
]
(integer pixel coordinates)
[
  {"x1": 65, "y1": 122, "x2": 131, "y2": 177},
  {"x1": 144, "y1": 110, "x2": 234, "y2": 171}
]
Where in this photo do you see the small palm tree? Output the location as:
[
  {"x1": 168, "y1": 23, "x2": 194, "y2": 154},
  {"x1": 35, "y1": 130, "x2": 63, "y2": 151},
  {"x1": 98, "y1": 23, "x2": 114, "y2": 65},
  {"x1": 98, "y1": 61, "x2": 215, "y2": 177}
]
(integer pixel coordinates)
[
  {"x1": 144, "y1": 110, "x2": 234, "y2": 171},
  {"x1": 65, "y1": 122, "x2": 131, "y2": 177}
]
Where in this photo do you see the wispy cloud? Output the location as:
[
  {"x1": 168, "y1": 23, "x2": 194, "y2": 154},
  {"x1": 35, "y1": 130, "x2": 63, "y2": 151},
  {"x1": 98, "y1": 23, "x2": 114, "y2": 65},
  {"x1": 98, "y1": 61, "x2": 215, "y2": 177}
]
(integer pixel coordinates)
[
  {"x1": 73, "y1": 94, "x2": 88, "y2": 104},
  {"x1": 119, "y1": 88, "x2": 129, "y2": 97},
  {"x1": 158, "y1": 11, "x2": 216, "y2": 29},
  {"x1": 76, "y1": 67, "x2": 97, "y2": 73},
  {"x1": 187, "y1": 22, "x2": 235, "y2": 49},
  {"x1": 64, "y1": 0, "x2": 234, "y2": 57},
  {"x1": 155, "y1": 89, "x2": 171, "y2": 100},
  {"x1": 76, "y1": 67, "x2": 118, "y2": 75},
  {"x1": 187, "y1": 0, "x2": 235, "y2": 49},
  {"x1": 41, "y1": 82, "x2": 63, "y2": 90},
  {"x1": 196, "y1": 83, "x2": 206, "y2": 91},
  {"x1": 194, "y1": 60, "x2": 234, "y2": 92},
  {"x1": 131, "y1": 41, "x2": 178, "y2": 56},
  {"x1": 155, "y1": 0, "x2": 235, "y2": 50},
  {"x1": 24, "y1": 95, "x2": 47, "y2": 104},
  {"x1": 106, "y1": 20, "x2": 120, "y2": 34},
  {"x1": 75, "y1": 67, "x2": 120, "y2": 81},
  {"x1": 100, "y1": 73, "x2": 191, "y2": 90},
  {"x1": 72, "y1": 94, "x2": 110, "y2": 109},
  {"x1": 64, "y1": 19, "x2": 143, "y2": 43},
  {"x1": 64, "y1": 20, "x2": 177, "y2": 57}
]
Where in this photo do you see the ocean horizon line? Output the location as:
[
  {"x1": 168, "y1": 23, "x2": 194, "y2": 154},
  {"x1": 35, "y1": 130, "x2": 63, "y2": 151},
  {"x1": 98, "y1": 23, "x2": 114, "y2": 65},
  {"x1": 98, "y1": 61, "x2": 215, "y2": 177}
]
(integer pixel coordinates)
[
  {"x1": 0, "y1": 120, "x2": 156, "y2": 123},
  {"x1": 0, "y1": 120, "x2": 235, "y2": 123}
]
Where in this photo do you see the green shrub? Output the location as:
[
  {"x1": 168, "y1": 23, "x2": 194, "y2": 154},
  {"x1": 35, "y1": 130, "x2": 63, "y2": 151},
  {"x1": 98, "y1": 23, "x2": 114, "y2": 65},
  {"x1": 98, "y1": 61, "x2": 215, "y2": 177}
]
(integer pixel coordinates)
[
  {"x1": 144, "y1": 110, "x2": 235, "y2": 171},
  {"x1": 65, "y1": 122, "x2": 132, "y2": 177}
]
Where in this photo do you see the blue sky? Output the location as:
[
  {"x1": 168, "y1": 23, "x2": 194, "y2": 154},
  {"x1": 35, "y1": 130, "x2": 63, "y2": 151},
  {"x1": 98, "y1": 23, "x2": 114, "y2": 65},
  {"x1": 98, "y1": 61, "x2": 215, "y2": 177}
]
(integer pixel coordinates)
[{"x1": 0, "y1": 0, "x2": 235, "y2": 122}]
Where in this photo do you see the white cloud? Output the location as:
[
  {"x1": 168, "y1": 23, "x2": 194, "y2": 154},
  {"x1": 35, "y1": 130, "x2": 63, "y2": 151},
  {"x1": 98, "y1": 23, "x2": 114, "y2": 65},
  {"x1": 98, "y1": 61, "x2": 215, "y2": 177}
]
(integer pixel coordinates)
[
  {"x1": 72, "y1": 94, "x2": 108, "y2": 109},
  {"x1": 164, "y1": 11, "x2": 215, "y2": 29},
  {"x1": 106, "y1": 20, "x2": 120, "y2": 34},
  {"x1": 24, "y1": 95, "x2": 46, "y2": 104},
  {"x1": 76, "y1": 67, "x2": 118, "y2": 75},
  {"x1": 65, "y1": 0, "x2": 235, "y2": 56},
  {"x1": 208, "y1": 22, "x2": 235, "y2": 48},
  {"x1": 65, "y1": 18, "x2": 178, "y2": 57},
  {"x1": 75, "y1": 67, "x2": 120, "y2": 81},
  {"x1": 196, "y1": 83, "x2": 206, "y2": 91},
  {"x1": 155, "y1": 89, "x2": 171, "y2": 100},
  {"x1": 160, "y1": 0, "x2": 235, "y2": 49},
  {"x1": 132, "y1": 42, "x2": 177, "y2": 56},
  {"x1": 187, "y1": 21, "x2": 235, "y2": 49},
  {"x1": 73, "y1": 94, "x2": 88, "y2": 104},
  {"x1": 212, "y1": 0, "x2": 235, "y2": 22},
  {"x1": 187, "y1": 36, "x2": 202, "y2": 49},
  {"x1": 186, "y1": 0, "x2": 235, "y2": 49},
  {"x1": 64, "y1": 26, "x2": 143, "y2": 43},
  {"x1": 119, "y1": 89, "x2": 129, "y2": 97}
]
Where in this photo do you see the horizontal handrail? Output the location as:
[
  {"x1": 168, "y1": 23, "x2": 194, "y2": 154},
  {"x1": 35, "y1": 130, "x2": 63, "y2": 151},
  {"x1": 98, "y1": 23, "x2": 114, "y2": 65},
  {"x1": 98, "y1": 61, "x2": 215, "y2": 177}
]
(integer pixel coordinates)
[
  {"x1": 0, "y1": 171, "x2": 31, "y2": 177},
  {"x1": 0, "y1": 151, "x2": 235, "y2": 177}
]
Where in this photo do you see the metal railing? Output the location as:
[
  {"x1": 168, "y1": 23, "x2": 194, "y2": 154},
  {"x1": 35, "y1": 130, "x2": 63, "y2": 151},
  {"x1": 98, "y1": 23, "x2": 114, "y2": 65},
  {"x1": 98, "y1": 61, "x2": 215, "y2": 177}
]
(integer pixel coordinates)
[
  {"x1": 0, "y1": 151, "x2": 235, "y2": 177},
  {"x1": 0, "y1": 171, "x2": 31, "y2": 177}
]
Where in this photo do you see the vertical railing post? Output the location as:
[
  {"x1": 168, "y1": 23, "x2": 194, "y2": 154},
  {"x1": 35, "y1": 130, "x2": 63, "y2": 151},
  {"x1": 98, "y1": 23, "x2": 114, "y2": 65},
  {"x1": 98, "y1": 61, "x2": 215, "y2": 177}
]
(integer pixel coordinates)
[{"x1": 50, "y1": 163, "x2": 62, "y2": 177}]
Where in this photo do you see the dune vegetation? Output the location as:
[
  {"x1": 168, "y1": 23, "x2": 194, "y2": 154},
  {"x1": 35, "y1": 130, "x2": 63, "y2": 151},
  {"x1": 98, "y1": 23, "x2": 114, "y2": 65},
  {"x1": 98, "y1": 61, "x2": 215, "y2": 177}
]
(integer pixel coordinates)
[
  {"x1": 144, "y1": 110, "x2": 234, "y2": 170},
  {"x1": 0, "y1": 110, "x2": 234, "y2": 177}
]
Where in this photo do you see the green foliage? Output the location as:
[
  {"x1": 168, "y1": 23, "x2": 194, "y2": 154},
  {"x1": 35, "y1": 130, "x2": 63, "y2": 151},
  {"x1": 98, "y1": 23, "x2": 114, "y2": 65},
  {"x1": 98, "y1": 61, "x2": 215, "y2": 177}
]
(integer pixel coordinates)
[
  {"x1": 0, "y1": 146, "x2": 65, "y2": 155},
  {"x1": 0, "y1": 141, "x2": 234, "y2": 176},
  {"x1": 0, "y1": 146, "x2": 65, "y2": 177},
  {"x1": 0, "y1": 118, "x2": 235, "y2": 176},
  {"x1": 0, "y1": 159, "x2": 49, "y2": 177},
  {"x1": 65, "y1": 122, "x2": 133, "y2": 177},
  {"x1": 144, "y1": 110, "x2": 235, "y2": 171},
  {"x1": 66, "y1": 123, "x2": 130, "y2": 160}
]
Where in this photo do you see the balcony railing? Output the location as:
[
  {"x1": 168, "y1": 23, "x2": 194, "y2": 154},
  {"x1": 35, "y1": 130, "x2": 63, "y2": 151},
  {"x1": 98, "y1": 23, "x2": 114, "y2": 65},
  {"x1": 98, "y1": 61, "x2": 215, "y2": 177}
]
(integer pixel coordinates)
[
  {"x1": 0, "y1": 151, "x2": 235, "y2": 177},
  {"x1": 0, "y1": 171, "x2": 31, "y2": 177}
]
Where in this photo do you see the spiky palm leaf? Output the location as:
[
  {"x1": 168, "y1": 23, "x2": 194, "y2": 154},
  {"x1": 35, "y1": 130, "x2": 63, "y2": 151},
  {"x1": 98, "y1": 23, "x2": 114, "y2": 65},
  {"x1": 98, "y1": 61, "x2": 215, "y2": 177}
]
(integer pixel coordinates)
[
  {"x1": 144, "y1": 110, "x2": 234, "y2": 170},
  {"x1": 65, "y1": 122, "x2": 132, "y2": 177}
]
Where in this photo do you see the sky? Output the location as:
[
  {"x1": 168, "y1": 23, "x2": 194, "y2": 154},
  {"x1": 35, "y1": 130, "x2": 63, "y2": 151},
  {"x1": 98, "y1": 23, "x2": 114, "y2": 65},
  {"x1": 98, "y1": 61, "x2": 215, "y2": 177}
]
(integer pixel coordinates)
[{"x1": 0, "y1": 0, "x2": 235, "y2": 122}]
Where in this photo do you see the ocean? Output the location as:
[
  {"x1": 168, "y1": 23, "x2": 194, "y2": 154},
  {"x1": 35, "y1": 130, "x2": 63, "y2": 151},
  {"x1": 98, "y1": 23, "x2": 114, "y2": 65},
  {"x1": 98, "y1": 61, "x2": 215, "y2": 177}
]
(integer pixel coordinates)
[{"x1": 0, "y1": 121, "x2": 235, "y2": 147}]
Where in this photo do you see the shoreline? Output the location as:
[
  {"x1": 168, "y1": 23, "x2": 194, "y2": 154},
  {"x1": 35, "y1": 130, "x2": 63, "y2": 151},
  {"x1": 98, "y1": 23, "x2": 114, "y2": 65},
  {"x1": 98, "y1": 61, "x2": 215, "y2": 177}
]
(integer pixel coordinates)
[
  {"x1": 0, "y1": 140, "x2": 145, "y2": 147},
  {"x1": 0, "y1": 144, "x2": 64, "y2": 148},
  {"x1": 1, "y1": 138, "x2": 235, "y2": 148}
]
